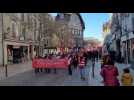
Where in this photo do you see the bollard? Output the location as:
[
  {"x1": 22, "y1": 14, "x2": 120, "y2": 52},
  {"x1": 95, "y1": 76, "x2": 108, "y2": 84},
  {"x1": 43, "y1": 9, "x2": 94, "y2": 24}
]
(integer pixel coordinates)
[{"x1": 5, "y1": 64, "x2": 8, "y2": 77}]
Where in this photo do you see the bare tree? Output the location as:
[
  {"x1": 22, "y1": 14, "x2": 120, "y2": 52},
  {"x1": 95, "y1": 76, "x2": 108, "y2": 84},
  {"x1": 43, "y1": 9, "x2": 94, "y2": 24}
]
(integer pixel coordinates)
[{"x1": 37, "y1": 13, "x2": 74, "y2": 49}]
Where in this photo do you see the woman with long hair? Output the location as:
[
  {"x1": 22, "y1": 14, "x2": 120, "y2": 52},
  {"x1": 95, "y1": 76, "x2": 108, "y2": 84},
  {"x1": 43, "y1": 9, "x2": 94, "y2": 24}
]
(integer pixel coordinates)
[{"x1": 100, "y1": 56, "x2": 119, "y2": 86}]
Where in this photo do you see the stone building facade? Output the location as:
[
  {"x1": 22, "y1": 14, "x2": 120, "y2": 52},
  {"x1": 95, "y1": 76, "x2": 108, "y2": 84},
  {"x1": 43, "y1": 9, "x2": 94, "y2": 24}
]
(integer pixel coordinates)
[
  {"x1": 55, "y1": 13, "x2": 85, "y2": 48},
  {"x1": 102, "y1": 20, "x2": 111, "y2": 39},
  {"x1": 0, "y1": 13, "x2": 52, "y2": 66},
  {"x1": 119, "y1": 13, "x2": 134, "y2": 63},
  {"x1": 109, "y1": 13, "x2": 134, "y2": 63},
  {"x1": 0, "y1": 14, "x2": 3, "y2": 66}
]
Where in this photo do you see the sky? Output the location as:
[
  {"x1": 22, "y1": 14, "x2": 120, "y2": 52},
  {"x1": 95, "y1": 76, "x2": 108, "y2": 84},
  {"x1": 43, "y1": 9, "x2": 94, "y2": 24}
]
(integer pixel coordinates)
[{"x1": 50, "y1": 13, "x2": 111, "y2": 42}]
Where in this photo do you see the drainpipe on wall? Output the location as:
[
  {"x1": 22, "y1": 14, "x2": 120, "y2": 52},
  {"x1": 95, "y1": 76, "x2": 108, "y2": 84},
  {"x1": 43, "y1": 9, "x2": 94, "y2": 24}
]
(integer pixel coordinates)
[{"x1": 1, "y1": 13, "x2": 5, "y2": 67}]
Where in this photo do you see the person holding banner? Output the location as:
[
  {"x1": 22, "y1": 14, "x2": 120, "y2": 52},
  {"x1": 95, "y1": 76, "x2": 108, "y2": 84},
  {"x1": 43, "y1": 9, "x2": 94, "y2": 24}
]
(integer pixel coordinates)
[
  {"x1": 45, "y1": 55, "x2": 50, "y2": 73},
  {"x1": 47, "y1": 54, "x2": 52, "y2": 73},
  {"x1": 53, "y1": 54, "x2": 57, "y2": 74},
  {"x1": 33, "y1": 56, "x2": 38, "y2": 73}
]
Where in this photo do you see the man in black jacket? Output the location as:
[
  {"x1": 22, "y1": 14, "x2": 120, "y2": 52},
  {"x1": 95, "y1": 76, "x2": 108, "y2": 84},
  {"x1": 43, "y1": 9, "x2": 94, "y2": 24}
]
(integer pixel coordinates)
[{"x1": 83, "y1": 52, "x2": 88, "y2": 66}]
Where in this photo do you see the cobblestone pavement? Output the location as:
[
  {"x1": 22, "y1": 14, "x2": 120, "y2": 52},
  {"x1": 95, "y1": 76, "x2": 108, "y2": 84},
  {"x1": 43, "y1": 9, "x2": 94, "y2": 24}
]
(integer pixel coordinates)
[
  {"x1": 87, "y1": 60, "x2": 134, "y2": 86},
  {"x1": 87, "y1": 60, "x2": 104, "y2": 86},
  {"x1": 0, "y1": 60, "x2": 133, "y2": 86},
  {"x1": 0, "y1": 61, "x2": 91, "y2": 86},
  {"x1": 0, "y1": 61, "x2": 32, "y2": 80}
]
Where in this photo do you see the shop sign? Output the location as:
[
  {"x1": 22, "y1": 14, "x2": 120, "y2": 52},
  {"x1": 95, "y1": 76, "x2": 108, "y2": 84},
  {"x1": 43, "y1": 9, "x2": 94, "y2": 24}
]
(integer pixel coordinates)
[
  {"x1": 13, "y1": 45, "x2": 20, "y2": 48},
  {"x1": 19, "y1": 36, "x2": 24, "y2": 41}
]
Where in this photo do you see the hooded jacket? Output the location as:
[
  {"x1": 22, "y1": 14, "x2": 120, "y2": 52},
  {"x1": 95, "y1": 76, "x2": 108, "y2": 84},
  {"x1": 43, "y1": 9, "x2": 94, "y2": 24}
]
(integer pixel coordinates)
[
  {"x1": 121, "y1": 73, "x2": 133, "y2": 86},
  {"x1": 101, "y1": 65, "x2": 119, "y2": 86}
]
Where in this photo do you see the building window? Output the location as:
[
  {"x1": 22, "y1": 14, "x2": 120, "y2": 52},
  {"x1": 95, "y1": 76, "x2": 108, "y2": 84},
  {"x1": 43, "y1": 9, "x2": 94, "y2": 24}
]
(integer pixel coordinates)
[
  {"x1": 79, "y1": 30, "x2": 81, "y2": 36},
  {"x1": 60, "y1": 14, "x2": 64, "y2": 19},
  {"x1": 11, "y1": 21, "x2": 18, "y2": 37},
  {"x1": 79, "y1": 30, "x2": 80, "y2": 36},
  {"x1": 72, "y1": 29, "x2": 74, "y2": 35},
  {"x1": 132, "y1": 18, "x2": 134, "y2": 30},
  {"x1": 75, "y1": 29, "x2": 78, "y2": 35},
  {"x1": 22, "y1": 27, "x2": 26, "y2": 40},
  {"x1": 75, "y1": 29, "x2": 77, "y2": 35},
  {"x1": 12, "y1": 22, "x2": 15, "y2": 34},
  {"x1": 77, "y1": 30, "x2": 79, "y2": 36},
  {"x1": 21, "y1": 13, "x2": 24, "y2": 21},
  {"x1": 74, "y1": 29, "x2": 78, "y2": 35},
  {"x1": 132, "y1": 41, "x2": 134, "y2": 59},
  {"x1": 73, "y1": 29, "x2": 75, "y2": 35},
  {"x1": 80, "y1": 30, "x2": 82, "y2": 36}
]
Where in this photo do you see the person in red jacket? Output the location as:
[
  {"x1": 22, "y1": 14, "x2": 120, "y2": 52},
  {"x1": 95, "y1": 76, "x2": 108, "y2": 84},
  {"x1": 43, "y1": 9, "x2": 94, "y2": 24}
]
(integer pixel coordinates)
[
  {"x1": 78, "y1": 56, "x2": 86, "y2": 80},
  {"x1": 100, "y1": 57, "x2": 119, "y2": 86}
]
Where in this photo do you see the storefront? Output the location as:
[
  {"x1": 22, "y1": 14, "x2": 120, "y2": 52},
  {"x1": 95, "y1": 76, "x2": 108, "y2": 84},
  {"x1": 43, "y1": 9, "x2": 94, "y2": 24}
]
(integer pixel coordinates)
[
  {"x1": 29, "y1": 42, "x2": 40, "y2": 59},
  {"x1": 121, "y1": 42, "x2": 126, "y2": 60},
  {"x1": 130, "y1": 38, "x2": 134, "y2": 62},
  {"x1": 7, "y1": 45, "x2": 29, "y2": 64},
  {"x1": 43, "y1": 47, "x2": 57, "y2": 56},
  {"x1": 7, "y1": 45, "x2": 13, "y2": 64},
  {"x1": 4, "y1": 40, "x2": 30, "y2": 65},
  {"x1": 121, "y1": 40, "x2": 131, "y2": 63}
]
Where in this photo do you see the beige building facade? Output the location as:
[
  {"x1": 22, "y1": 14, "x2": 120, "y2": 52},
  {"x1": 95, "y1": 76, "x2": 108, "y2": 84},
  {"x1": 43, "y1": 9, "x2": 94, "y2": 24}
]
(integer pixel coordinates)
[{"x1": 0, "y1": 13, "x2": 47, "y2": 66}]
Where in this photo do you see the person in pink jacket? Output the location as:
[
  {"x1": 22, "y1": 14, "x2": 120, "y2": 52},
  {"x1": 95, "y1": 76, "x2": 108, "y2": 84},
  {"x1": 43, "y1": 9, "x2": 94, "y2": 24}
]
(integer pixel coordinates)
[{"x1": 100, "y1": 57, "x2": 119, "y2": 86}]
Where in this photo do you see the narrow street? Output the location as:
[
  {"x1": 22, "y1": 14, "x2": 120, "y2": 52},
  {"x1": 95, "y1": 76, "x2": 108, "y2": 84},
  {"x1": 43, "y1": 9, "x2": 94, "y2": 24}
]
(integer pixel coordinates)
[
  {"x1": 0, "y1": 61, "x2": 90, "y2": 86},
  {"x1": 0, "y1": 61, "x2": 32, "y2": 80},
  {"x1": 0, "y1": 59, "x2": 133, "y2": 86}
]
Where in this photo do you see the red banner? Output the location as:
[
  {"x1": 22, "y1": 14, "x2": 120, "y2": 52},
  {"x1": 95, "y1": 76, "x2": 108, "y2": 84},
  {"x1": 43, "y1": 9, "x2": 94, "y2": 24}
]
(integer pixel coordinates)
[{"x1": 32, "y1": 58, "x2": 69, "y2": 69}]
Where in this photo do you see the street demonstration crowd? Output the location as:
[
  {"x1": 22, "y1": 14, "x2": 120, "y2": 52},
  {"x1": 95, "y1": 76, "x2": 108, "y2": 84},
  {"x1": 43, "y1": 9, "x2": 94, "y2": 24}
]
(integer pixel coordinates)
[{"x1": 33, "y1": 49, "x2": 133, "y2": 86}]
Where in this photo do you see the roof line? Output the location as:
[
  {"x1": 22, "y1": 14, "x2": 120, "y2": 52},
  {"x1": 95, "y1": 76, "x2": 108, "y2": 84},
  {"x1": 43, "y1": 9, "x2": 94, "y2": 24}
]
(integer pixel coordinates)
[{"x1": 76, "y1": 13, "x2": 85, "y2": 29}]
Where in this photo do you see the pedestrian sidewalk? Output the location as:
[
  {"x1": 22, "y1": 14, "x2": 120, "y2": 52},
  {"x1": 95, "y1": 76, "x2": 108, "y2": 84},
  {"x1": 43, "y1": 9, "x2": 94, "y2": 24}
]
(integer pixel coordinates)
[
  {"x1": 87, "y1": 60, "x2": 103, "y2": 86},
  {"x1": 61, "y1": 61, "x2": 92, "y2": 86},
  {"x1": 87, "y1": 60, "x2": 134, "y2": 86},
  {"x1": 61, "y1": 68, "x2": 89, "y2": 86},
  {"x1": 61, "y1": 60, "x2": 104, "y2": 86},
  {"x1": 0, "y1": 61, "x2": 32, "y2": 80}
]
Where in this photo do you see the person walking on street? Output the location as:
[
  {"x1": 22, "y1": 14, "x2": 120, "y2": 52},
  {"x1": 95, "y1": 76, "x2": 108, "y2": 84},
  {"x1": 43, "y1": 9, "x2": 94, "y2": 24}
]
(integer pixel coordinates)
[
  {"x1": 100, "y1": 57, "x2": 120, "y2": 86},
  {"x1": 83, "y1": 51, "x2": 88, "y2": 66},
  {"x1": 92, "y1": 58, "x2": 95, "y2": 78},
  {"x1": 68, "y1": 54, "x2": 73, "y2": 75},
  {"x1": 121, "y1": 68, "x2": 133, "y2": 86},
  {"x1": 53, "y1": 54, "x2": 57, "y2": 74},
  {"x1": 72, "y1": 54, "x2": 78, "y2": 69},
  {"x1": 78, "y1": 56, "x2": 86, "y2": 80}
]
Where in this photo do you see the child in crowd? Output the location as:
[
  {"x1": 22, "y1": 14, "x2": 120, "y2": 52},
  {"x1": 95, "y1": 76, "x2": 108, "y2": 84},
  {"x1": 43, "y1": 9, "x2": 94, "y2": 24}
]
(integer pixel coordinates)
[{"x1": 121, "y1": 68, "x2": 133, "y2": 86}]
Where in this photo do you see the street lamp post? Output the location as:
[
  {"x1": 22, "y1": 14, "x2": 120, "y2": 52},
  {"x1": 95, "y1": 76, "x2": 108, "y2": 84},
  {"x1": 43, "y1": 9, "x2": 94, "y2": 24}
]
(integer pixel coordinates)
[
  {"x1": 1, "y1": 13, "x2": 4, "y2": 67},
  {"x1": 1, "y1": 13, "x2": 8, "y2": 77}
]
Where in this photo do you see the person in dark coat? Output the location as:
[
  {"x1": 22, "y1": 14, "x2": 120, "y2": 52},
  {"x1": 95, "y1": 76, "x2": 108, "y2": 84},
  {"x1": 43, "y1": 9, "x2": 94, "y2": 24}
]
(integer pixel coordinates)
[
  {"x1": 83, "y1": 52, "x2": 88, "y2": 66},
  {"x1": 68, "y1": 54, "x2": 73, "y2": 75},
  {"x1": 72, "y1": 54, "x2": 78, "y2": 69}
]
